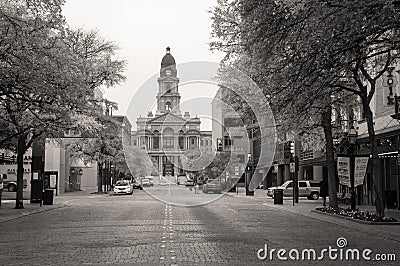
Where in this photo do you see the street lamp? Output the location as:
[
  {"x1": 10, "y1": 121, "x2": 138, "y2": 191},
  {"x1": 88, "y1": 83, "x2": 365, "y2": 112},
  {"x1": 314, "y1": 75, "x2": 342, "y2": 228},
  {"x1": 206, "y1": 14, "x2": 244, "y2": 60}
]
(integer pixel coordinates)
[{"x1": 347, "y1": 127, "x2": 358, "y2": 210}]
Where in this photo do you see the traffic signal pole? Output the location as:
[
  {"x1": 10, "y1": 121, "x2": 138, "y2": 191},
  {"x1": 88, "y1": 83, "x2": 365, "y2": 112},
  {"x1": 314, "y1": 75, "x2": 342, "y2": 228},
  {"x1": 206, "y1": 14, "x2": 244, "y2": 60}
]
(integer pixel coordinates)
[{"x1": 290, "y1": 141, "x2": 299, "y2": 205}]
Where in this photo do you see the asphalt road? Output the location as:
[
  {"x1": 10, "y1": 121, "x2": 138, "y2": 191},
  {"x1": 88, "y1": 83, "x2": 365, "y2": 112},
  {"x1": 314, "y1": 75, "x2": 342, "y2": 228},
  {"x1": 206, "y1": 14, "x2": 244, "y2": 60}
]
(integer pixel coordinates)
[{"x1": 0, "y1": 189, "x2": 398, "y2": 265}]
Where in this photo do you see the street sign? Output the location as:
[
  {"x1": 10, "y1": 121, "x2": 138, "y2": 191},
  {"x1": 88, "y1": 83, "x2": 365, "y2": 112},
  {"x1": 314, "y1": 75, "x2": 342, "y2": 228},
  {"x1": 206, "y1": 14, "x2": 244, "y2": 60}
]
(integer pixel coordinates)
[
  {"x1": 245, "y1": 165, "x2": 253, "y2": 173},
  {"x1": 354, "y1": 157, "x2": 369, "y2": 186},
  {"x1": 290, "y1": 162, "x2": 295, "y2": 173},
  {"x1": 337, "y1": 156, "x2": 350, "y2": 187}
]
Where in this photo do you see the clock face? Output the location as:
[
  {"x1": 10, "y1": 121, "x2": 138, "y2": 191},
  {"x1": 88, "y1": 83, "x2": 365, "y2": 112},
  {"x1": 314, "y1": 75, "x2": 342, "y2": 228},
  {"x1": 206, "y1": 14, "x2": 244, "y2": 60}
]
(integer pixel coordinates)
[{"x1": 165, "y1": 70, "x2": 171, "y2": 76}]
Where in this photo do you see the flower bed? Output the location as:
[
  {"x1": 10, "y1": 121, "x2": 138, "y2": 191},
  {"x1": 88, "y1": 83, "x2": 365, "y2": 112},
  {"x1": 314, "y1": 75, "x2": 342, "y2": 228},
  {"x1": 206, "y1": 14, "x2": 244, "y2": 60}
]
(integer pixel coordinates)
[{"x1": 315, "y1": 207, "x2": 398, "y2": 223}]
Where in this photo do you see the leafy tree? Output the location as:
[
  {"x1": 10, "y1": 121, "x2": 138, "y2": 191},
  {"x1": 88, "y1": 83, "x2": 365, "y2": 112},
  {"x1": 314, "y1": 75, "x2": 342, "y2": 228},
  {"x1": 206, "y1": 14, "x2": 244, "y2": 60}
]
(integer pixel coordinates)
[
  {"x1": 197, "y1": 151, "x2": 233, "y2": 181},
  {"x1": 0, "y1": 0, "x2": 125, "y2": 208},
  {"x1": 124, "y1": 145, "x2": 154, "y2": 178},
  {"x1": 211, "y1": 0, "x2": 400, "y2": 216}
]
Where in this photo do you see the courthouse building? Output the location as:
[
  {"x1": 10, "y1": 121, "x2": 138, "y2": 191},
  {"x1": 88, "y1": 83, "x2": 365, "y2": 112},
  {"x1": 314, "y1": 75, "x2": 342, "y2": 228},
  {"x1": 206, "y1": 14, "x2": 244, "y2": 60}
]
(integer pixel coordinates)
[{"x1": 132, "y1": 48, "x2": 212, "y2": 176}]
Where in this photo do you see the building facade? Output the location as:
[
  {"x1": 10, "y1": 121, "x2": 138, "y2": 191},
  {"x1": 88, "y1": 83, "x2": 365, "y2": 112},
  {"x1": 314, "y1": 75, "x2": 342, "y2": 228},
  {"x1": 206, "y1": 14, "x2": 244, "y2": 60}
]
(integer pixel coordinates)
[
  {"x1": 295, "y1": 65, "x2": 400, "y2": 209},
  {"x1": 132, "y1": 48, "x2": 212, "y2": 177}
]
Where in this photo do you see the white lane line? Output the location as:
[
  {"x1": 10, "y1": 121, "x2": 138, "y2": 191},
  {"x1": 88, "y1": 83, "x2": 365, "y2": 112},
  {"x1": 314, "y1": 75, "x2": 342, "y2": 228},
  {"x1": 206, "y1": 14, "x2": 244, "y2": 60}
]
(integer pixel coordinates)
[{"x1": 220, "y1": 204, "x2": 238, "y2": 213}]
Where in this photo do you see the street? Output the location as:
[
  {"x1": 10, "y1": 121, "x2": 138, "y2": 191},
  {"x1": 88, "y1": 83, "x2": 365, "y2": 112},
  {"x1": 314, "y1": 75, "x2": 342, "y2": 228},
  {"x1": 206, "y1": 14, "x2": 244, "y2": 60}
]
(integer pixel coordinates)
[{"x1": 0, "y1": 189, "x2": 399, "y2": 265}]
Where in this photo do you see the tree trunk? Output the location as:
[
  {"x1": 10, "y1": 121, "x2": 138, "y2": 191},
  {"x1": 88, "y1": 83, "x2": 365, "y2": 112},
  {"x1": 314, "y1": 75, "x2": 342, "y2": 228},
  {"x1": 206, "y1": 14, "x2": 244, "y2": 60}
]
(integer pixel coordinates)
[
  {"x1": 15, "y1": 134, "x2": 27, "y2": 209},
  {"x1": 322, "y1": 100, "x2": 339, "y2": 208},
  {"x1": 97, "y1": 162, "x2": 103, "y2": 193},
  {"x1": 363, "y1": 100, "x2": 384, "y2": 217}
]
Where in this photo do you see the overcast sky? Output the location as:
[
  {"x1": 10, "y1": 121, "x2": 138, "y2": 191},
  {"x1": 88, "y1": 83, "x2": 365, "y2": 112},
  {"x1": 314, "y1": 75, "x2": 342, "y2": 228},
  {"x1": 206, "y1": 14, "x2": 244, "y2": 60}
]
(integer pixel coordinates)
[{"x1": 62, "y1": 0, "x2": 225, "y2": 130}]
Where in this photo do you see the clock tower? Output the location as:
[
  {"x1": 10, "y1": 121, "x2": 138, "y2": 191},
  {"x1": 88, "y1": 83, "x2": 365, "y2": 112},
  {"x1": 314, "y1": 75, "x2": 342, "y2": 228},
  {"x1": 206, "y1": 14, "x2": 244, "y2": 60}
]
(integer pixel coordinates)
[{"x1": 156, "y1": 47, "x2": 181, "y2": 115}]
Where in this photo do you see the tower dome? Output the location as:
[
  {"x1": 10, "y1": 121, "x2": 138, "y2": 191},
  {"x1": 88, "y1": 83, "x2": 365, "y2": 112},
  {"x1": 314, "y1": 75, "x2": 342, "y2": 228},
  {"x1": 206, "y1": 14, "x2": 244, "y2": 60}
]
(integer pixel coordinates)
[{"x1": 161, "y1": 47, "x2": 176, "y2": 69}]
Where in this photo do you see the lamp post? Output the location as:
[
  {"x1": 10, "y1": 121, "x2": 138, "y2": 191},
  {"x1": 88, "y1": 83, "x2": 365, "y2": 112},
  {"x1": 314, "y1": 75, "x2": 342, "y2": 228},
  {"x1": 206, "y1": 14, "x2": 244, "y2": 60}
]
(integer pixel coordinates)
[{"x1": 347, "y1": 127, "x2": 358, "y2": 211}]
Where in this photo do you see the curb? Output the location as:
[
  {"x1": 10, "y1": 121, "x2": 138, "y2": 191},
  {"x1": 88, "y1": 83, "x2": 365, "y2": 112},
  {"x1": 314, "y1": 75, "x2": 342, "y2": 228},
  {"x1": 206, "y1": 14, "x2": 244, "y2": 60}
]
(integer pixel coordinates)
[
  {"x1": 311, "y1": 210, "x2": 400, "y2": 225},
  {"x1": 0, "y1": 203, "x2": 67, "y2": 224}
]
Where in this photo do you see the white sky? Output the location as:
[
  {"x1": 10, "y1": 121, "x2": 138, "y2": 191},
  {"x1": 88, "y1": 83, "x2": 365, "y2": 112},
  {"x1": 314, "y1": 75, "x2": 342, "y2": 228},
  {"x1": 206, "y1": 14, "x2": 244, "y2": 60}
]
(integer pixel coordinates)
[{"x1": 62, "y1": 0, "x2": 225, "y2": 130}]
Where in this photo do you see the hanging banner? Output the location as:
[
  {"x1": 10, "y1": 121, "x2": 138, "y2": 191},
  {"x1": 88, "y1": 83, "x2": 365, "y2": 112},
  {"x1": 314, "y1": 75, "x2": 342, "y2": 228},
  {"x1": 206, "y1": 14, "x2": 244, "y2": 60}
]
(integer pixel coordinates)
[
  {"x1": 337, "y1": 156, "x2": 350, "y2": 187},
  {"x1": 354, "y1": 157, "x2": 369, "y2": 187}
]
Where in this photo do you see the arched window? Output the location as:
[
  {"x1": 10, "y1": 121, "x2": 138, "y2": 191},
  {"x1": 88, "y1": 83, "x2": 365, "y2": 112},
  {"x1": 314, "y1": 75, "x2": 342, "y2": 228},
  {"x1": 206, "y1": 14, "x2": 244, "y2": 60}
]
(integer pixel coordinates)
[
  {"x1": 163, "y1": 128, "x2": 174, "y2": 150},
  {"x1": 165, "y1": 83, "x2": 172, "y2": 93},
  {"x1": 166, "y1": 102, "x2": 172, "y2": 111}
]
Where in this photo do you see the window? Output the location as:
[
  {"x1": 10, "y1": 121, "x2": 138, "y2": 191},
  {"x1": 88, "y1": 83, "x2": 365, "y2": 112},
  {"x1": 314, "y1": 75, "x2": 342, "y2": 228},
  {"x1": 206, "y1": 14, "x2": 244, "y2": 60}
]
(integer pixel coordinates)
[
  {"x1": 133, "y1": 140, "x2": 137, "y2": 146},
  {"x1": 166, "y1": 83, "x2": 172, "y2": 93},
  {"x1": 205, "y1": 139, "x2": 208, "y2": 145},
  {"x1": 224, "y1": 117, "x2": 243, "y2": 128},
  {"x1": 224, "y1": 137, "x2": 232, "y2": 146},
  {"x1": 179, "y1": 137, "x2": 184, "y2": 150},
  {"x1": 153, "y1": 136, "x2": 159, "y2": 150},
  {"x1": 191, "y1": 139, "x2": 195, "y2": 145},
  {"x1": 163, "y1": 137, "x2": 174, "y2": 149},
  {"x1": 163, "y1": 156, "x2": 173, "y2": 163},
  {"x1": 286, "y1": 182, "x2": 293, "y2": 188},
  {"x1": 200, "y1": 140, "x2": 203, "y2": 146},
  {"x1": 299, "y1": 181, "x2": 307, "y2": 187}
]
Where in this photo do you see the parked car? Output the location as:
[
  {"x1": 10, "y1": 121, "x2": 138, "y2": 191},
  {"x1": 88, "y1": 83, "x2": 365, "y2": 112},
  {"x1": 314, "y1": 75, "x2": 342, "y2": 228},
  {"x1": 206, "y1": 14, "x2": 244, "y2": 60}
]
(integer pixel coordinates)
[
  {"x1": 113, "y1": 180, "x2": 133, "y2": 195},
  {"x1": 141, "y1": 178, "x2": 151, "y2": 187},
  {"x1": 145, "y1": 176, "x2": 154, "y2": 186},
  {"x1": 203, "y1": 179, "x2": 222, "y2": 194},
  {"x1": 132, "y1": 179, "x2": 142, "y2": 190},
  {"x1": 185, "y1": 180, "x2": 194, "y2": 186},
  {"x1": 267, "y1": 180, "x2": 320, "y2": 200}
]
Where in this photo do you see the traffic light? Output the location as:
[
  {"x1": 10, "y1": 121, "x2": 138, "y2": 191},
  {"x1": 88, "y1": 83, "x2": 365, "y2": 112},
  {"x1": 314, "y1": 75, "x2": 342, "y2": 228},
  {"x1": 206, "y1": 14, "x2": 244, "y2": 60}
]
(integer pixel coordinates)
[
  {"x1": 217, "y1": 138, "x2": 223, "y2": 151},
  {"x1": 290, "y1": 141, "x2": 295, "y2": 155}
]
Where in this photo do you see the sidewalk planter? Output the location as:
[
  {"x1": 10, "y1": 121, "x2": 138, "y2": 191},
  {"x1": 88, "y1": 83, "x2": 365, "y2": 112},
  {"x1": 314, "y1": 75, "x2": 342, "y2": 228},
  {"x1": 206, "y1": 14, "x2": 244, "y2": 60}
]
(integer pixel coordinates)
[{"x1": 313, "y1": 207, "x2": 400, "y2": 225}]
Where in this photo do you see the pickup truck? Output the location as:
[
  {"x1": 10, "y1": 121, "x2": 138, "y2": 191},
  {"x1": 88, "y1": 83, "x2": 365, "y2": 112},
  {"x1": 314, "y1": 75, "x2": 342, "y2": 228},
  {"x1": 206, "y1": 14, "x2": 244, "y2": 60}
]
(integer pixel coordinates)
[
  {"x1": 1, "y1": 174, "x2": 27, "y2": 192},
  {"x1": 267, "y1": 180, "x2": 321, "y2": 200}
]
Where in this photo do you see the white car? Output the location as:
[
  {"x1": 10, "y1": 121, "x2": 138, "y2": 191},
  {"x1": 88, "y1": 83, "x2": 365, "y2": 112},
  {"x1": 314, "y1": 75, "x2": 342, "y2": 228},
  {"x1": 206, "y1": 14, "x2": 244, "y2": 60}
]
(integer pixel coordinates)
[
  {"x1": 141, "y1": 178, "x2": 151, "y2": 187},
  {"x1": 113, "y1": 180, "x2": 133, "y2": 195}
]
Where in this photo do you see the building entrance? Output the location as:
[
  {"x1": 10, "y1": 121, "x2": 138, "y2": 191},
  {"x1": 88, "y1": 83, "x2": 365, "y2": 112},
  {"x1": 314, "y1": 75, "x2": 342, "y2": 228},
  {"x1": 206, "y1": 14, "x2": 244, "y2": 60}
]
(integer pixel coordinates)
[{"x1": 163, "y1": 163, "x2": 174, "y2": 176}]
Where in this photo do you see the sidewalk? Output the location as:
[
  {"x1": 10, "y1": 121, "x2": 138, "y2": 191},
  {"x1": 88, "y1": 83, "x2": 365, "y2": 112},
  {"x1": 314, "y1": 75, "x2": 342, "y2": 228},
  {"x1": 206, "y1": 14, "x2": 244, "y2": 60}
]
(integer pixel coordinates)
[
  {"x1": 0, "y1": 189, "x2": 101, "y2": 223},
  {"x1": 229, "y1": 186, "x2": 400, "y2": 220}
]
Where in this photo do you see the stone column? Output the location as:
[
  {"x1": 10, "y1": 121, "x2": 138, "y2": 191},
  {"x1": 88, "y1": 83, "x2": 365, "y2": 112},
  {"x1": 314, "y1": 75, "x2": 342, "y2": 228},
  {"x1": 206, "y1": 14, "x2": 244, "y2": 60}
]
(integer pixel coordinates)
[{"x1": 159, "y1": 156, "x2": 163, "y2": 176}]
